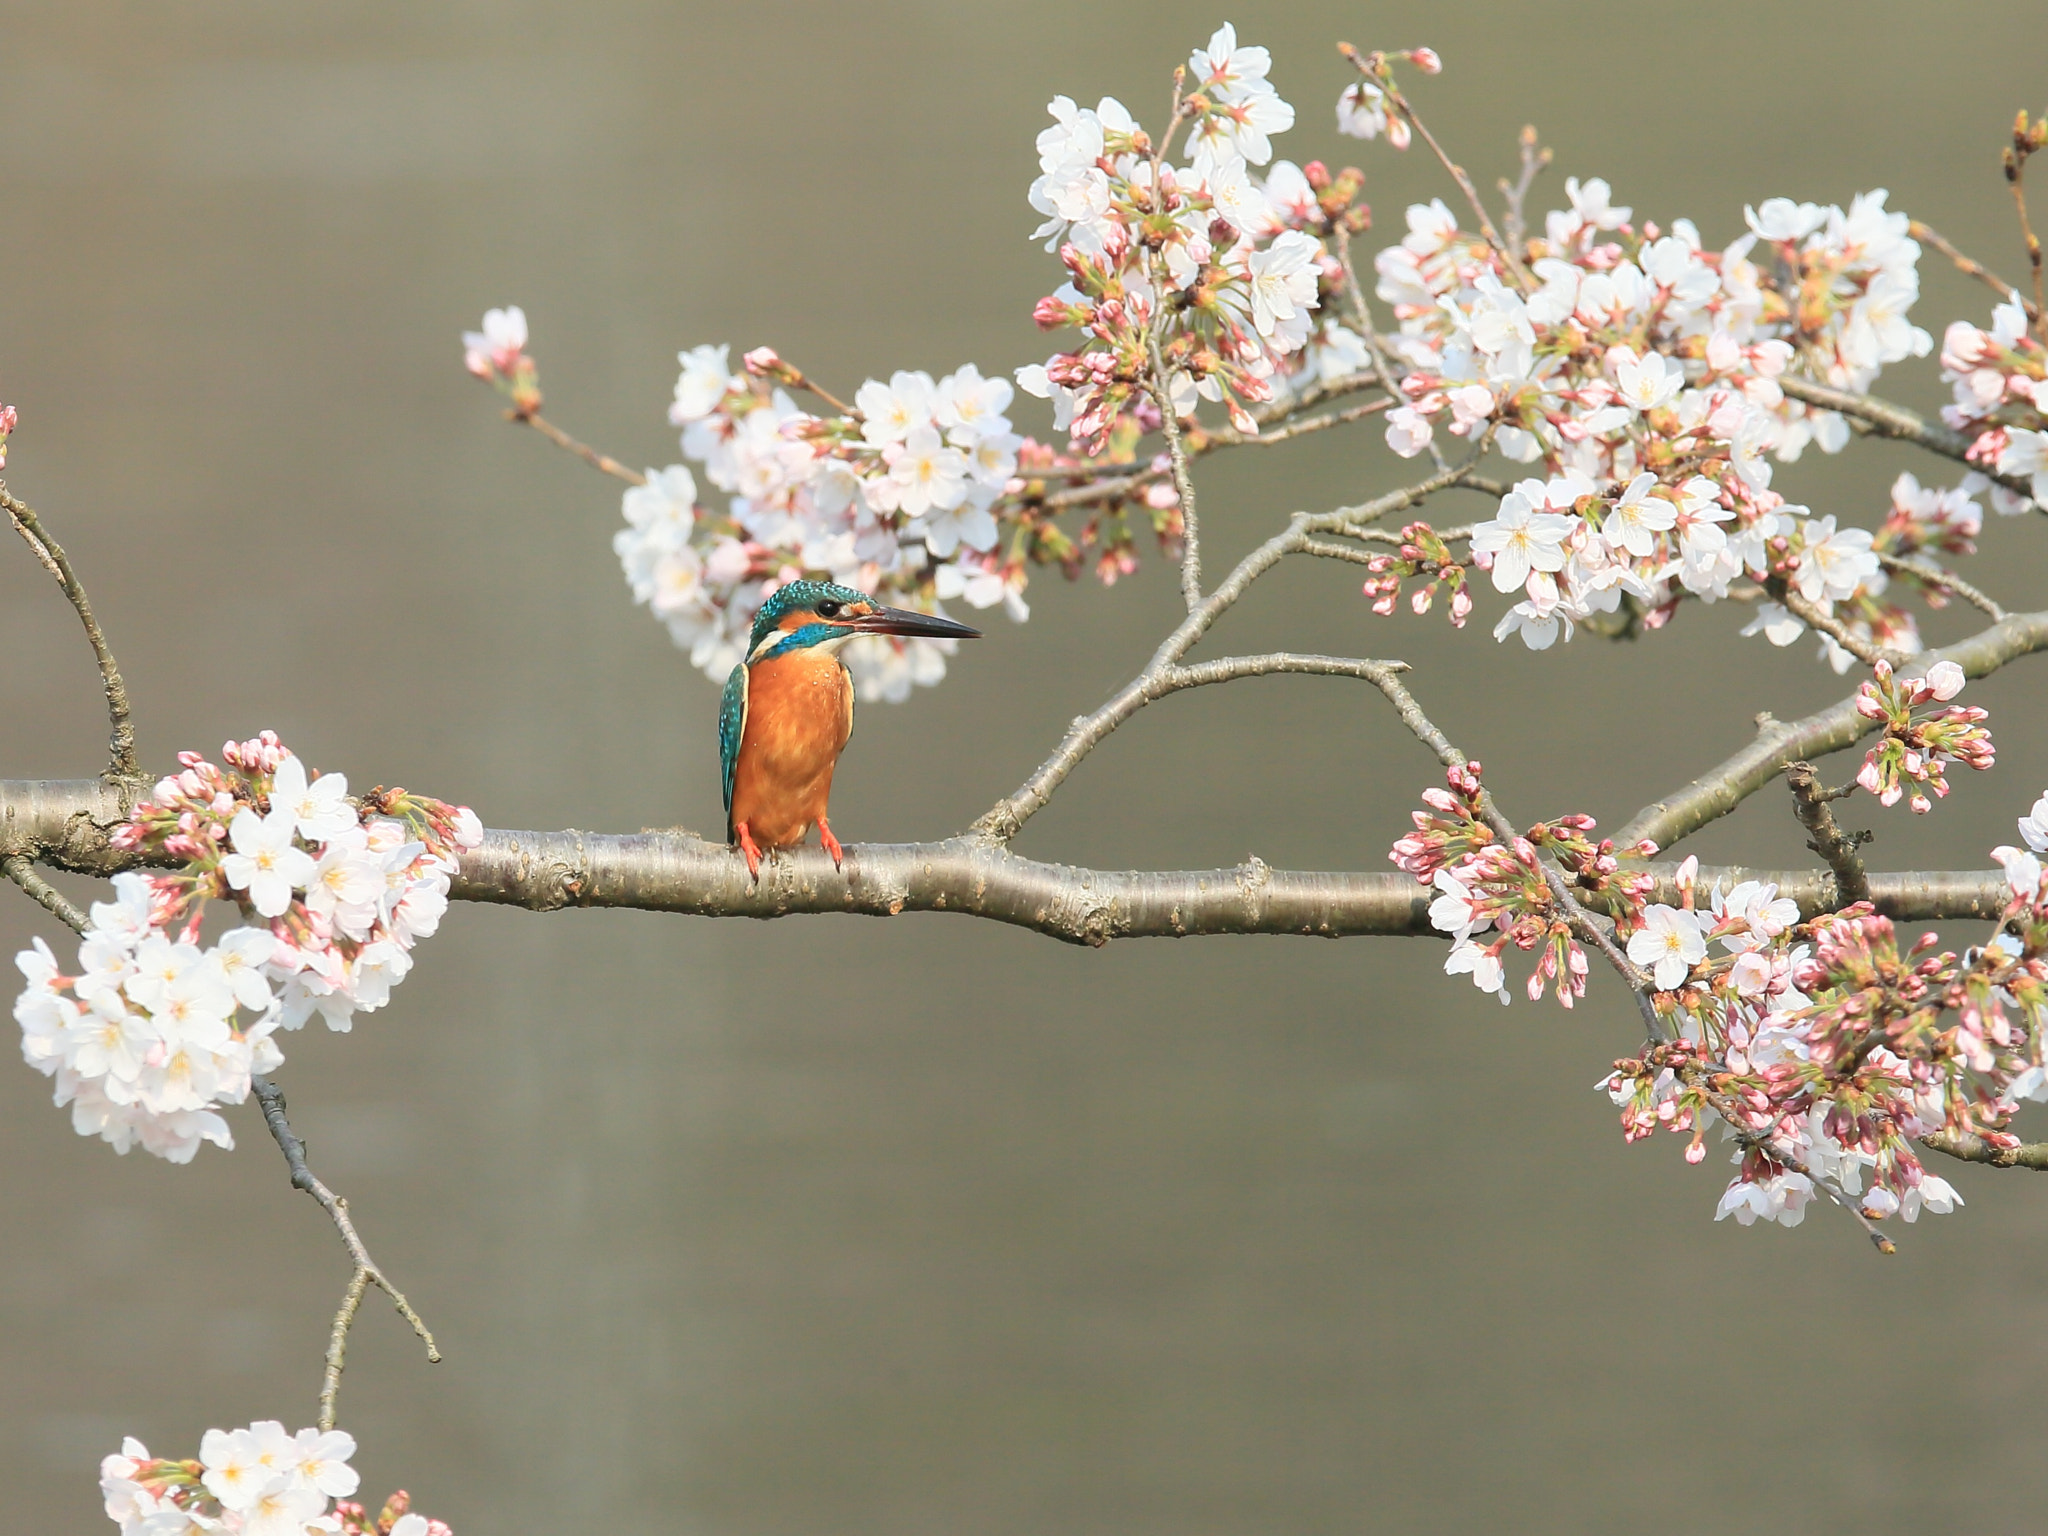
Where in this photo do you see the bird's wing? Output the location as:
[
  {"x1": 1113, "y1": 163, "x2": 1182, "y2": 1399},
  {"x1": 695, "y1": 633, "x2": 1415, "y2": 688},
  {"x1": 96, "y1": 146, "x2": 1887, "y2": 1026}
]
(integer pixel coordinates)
[
  {"x1": 838, "y1": 658, "x2": 855, "y2": 750},
  {"x1": 719, "y1": 661, "x2": 748, "y2": 841}
]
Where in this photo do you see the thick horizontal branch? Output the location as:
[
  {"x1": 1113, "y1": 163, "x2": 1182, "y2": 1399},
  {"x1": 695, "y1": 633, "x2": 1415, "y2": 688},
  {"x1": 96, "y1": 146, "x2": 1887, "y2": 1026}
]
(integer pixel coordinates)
[
  {"x1": 0, "y1": 779, "x2": 2015, "y2": 943},
  {"x1": 1617, "y1": 607, "x2": 2048, "y2": 852}
]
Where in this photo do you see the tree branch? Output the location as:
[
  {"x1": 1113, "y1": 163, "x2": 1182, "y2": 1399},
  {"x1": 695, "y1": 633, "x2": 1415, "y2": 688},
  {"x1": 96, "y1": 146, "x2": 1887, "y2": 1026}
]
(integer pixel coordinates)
[
  {"x1": 1354, "y1": 664, "x2": 1665, "y2": 1032},
  {"x1": 1878, "y1": 552, "x2": 2006, "y2": 620},
  {"x1": 1146, "y1": 335, "x2": 1203, "y2": 611},
  {"x1": 1775, "y1": 377, "x2": 2038, "y2": 505},
  {"x1": 1909, "y1": 218, "x2": 2033, "y2": 318},
  {"x1": 2, "y1": 483, "x2": 139, "y2": 781},
  {"x1": 250, "y1": 1077, "x2": 440, "y2": 1432},
  {"x1": 511, "y1": 410, "x2": 647, "y2": 486},
  {"x1": 1618, "y1": 607, "x2": 2048, "y2": 853},
  {"x1": 1778, "y1": 588, "x2": 1897, "y2": 667},
  {"x1": 3, "y1": 852, "x2": 90, "y2": 932},
  {"x1": 1784, "y1": 762, "x2": 1870, "y2": 906},
  {"x1": 0, "y1": 779, "x2": 2018, "y2": 941},
  {"x1": 1921, "y1": 1128, "x2": 2048, "y2": 1170},
  {"x1": 974, "y1": 458, "x2": 1484, "y2": 843}
]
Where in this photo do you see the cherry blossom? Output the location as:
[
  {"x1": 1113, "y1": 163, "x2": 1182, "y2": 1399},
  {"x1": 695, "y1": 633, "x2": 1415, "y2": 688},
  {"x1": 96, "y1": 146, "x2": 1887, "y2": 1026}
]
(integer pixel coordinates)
[
  {"x1": 15, "y1": 734, "x2": 479, "y2": 1160},
  {"x1": 100, "y1": 1426, "x2": 448, "y2": 1536}
]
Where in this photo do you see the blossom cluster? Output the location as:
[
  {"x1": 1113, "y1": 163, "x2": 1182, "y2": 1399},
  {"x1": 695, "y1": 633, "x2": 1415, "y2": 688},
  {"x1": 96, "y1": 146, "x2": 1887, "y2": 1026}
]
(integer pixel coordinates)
[
  {"x1": 1596, "y1": 785, "x2": 2048, "y2": 1231},
  {"x1": 1394, "y1": 688, "x2": 2027, "y2": 1233},
  {"x1": 616, "y1": 348, "x2": 1026, "y2": 699},
  {"x1": 100, "y1": 1423, "x2": 449, "y2": 1536},
  {"x1": 1391, "y1": 761, "x2": 1655, "y2": 1007},
  {"x1": 471, "y1": 27, "x2": 1420, "y2": 699},
  {"x1": 1851, "y1": 657, "x2": 1994, "y2": 811},
  {"x1": 1020, "y1": 24, "x2": 1376, "y2": 443},
  {"x1": 13, "y1": 733, "x2": 479, "y2": 1161},
  {"x1": 1364, "y1": 174, "x2": 1984, "y2": 662},
  {"x1": 1938, "y1": 288, "x2": 2048, "y2": 510}
]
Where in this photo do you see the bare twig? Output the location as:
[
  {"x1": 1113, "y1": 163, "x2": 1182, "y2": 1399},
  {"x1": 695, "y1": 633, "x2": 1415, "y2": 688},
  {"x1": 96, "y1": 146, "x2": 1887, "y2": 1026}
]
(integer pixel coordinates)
[
  {"x1": 1784, "y1": 762, "x2": 1870, "y2": 906},
  {"x1": 1146, "y1": 335, "x2": 1204, "y2": 611},
  {"x1": 1, "y1": 484, "x2": 139, "y2": 780},
  {"x1": 1190, "y1": 394, "x2": 1394, "y2": 452},
  {"x1": 3, "y1": 853, "x2": 87, "y2": 932},
  {"x1": 250, "y1": 1078, "x2": 440, "y2": 1431},
  {"x1": 1774, "y1": 377, "x2": 2039, "y2": 505},
  {"x1": 1498, "y1": 125, "x2": 1552, "y2": 252},
  {"x1": 2008, "y1": 117, "x2": 2047, "y2": 333},
  {"x1": 1334, "y1": 225, "x2": 1448, "y2": 473},
  {"x1": 1338, "y1": 46, "x2": 1531, "y2": 292},
  {"x1": 1908, "y1": 218, "x2": 2031, "y2": 316},
  {"x1": 511, "y1": 411, "x2": 647, "y2": 487},
  {"x1": 1878, "y1": 552, "x2": 2006, "y2": 620},
  {"x1": 1777, "y1": 588, "x2": 1897, "y2": 667},
  {"x1": 975, "y1": 456, "x2": 1484, "y2": 842}
]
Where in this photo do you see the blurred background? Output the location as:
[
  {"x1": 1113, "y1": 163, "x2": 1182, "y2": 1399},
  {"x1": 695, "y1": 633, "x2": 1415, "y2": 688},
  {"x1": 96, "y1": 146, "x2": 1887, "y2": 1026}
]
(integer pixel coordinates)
[{"x1": 4, "y1": 2, "x2": 2048, "y2": 1530}]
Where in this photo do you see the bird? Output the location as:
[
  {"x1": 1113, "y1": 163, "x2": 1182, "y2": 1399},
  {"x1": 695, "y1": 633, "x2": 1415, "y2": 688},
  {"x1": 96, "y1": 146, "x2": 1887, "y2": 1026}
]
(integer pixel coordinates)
[{"x1": 721, "y1": 579, "x2": 981, "y2": 878}]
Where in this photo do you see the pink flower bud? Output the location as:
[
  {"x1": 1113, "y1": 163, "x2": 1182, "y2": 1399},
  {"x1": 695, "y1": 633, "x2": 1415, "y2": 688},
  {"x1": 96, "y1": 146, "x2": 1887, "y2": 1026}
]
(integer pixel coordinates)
[
  {"x1": 1409, "y1": 46, "x2": 1442, "y2": 73},
  {"x1": 743, "y1": 346, "x2": 781, "y2": 375}
]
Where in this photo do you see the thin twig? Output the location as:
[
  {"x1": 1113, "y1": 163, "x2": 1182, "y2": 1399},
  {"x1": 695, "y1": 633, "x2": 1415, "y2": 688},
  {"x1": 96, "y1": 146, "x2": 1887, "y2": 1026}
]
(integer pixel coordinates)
[
  {"x1": 1908, "y1": 219, "x2": 2031, "y2": 316},
  {"x1": 250, "y1": 1077, "x2": 440, "y2": 1431},
  {"x1": 1338, "y1": 46, "x2": 1531, "y2": 293},
  {"x1": 1020, "y1": 376, "x2": 1392, "y2": 512},
  {"x1": 1777, "y1": 588, "x2": 1897, "y2": 667},
  {"x1": 1497, "y1": 125, "x2": 1552, "y2": 252},
  {"x1": 1774, "y1": 377, "x2": 2039, "y2": 506},
  {"x1": 974, "y1": 454, "x2": 1485, "y2": 842},
  {"x1": 1191, "y1": 394, "x2": 1393, "y2": 451},
  {"x1": 1146, "y1": 334, "x2": 1203, "y2": 611},
  {"x1": 1784, "y1": 762, "x2": 1870, "y2": 906},
  {"x1": 1353, "y1": 662, "x2": 1665, "y2": 1036},
  {"x1": 1, "y1": 484, "x2": 139, "y2": 780},
  {"x1": 1877, "y1": 552, "x2": 2006, "y2": 620},
  {"x1": 1335, "y1": 225, "x2": 1448, "y2": 473},
  {"x1": 511, "y1": 411, "x2": 647, "y2": 486},
  {"x1": 3, "y1": 854, "x2": 88, "y2": 932},
  {"x1": 2008, "y1": 122, "x2": 2046, "y2": 332},
  {"x1": 321, "y1": 1269, "x2": 372, "y2": 1435}
]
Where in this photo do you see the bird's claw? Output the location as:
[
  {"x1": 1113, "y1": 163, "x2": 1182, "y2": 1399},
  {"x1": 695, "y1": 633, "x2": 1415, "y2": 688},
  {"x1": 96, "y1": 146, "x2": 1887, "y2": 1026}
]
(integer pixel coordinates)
[
  {"x1": 818, "y1": 817, "x2": 844, "y2": 871},
  {"x1": 736, "y1": 822, "x2": 765, "y2": 882}
]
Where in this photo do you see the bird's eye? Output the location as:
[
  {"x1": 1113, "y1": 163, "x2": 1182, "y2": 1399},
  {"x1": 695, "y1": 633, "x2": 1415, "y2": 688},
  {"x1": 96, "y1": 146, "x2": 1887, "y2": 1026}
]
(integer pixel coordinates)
[{"x1": 816, "y1": 600, "x2": 843, "y2": 619}]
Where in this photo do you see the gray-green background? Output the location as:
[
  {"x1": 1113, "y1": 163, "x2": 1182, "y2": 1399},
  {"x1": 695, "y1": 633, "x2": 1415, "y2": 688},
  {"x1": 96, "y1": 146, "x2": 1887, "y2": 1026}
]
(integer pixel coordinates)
[{"x1": 5, "y1": 3, "x2": 2048, "y2": 1531}]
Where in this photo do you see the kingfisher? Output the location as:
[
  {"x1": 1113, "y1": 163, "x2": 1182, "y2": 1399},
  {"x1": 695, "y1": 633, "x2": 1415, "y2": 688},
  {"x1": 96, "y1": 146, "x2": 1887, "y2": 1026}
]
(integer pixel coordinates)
[{"x1": 721, "y1": 579, "x2": 980, "y2": 878}]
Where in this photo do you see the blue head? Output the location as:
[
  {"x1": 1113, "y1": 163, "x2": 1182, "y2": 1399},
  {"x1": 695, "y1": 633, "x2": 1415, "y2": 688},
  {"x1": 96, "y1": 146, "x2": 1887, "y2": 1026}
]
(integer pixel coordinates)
[{"x1": 746, "y1": 579, "x2": 981, "y2": 663}]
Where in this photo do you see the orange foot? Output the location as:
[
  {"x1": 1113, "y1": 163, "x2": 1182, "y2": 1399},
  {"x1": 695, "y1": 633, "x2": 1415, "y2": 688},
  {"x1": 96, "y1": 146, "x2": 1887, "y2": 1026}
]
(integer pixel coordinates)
[
  {"x1": 818, "y1": 816, "x2": 844, "y2": 870},
  {"x1": 735, "y1": 821, "x2": 765, "y2": 881}
]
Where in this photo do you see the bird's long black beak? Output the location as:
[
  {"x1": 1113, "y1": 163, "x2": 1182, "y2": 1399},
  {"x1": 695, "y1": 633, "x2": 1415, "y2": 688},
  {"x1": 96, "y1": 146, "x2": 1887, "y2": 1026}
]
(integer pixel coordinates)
[{"x1": 849, "y1": 605, "x2": 982, "y2": 640}]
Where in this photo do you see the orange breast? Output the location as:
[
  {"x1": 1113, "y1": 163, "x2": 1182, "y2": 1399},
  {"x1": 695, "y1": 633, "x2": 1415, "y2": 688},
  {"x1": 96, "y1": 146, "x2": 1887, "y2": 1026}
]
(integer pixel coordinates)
[{"x1": 730, "y1": 648, "x2": 853, "y2": 849}]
